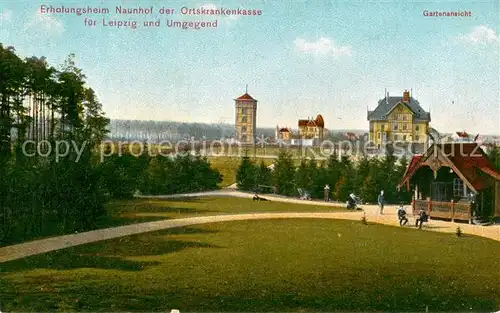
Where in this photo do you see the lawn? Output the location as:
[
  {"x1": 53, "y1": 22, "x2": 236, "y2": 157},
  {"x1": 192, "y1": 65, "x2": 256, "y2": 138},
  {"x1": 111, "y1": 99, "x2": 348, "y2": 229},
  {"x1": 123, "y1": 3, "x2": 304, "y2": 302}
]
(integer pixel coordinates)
[
  {"x1": 2, "y1": 197, "x2": 343, "y2": 246},
  {"x1": 207, "y1": 156, "x2": 274, "y2": 187},
  {"x1": 108, "y1": 196, "x2": 344, "y2": 219},
  {"x1": 207, "y1": 155, "x2": 311, "y2": 187},
  {"x1": 1, "y1": 219, "x2": 499, "y2": 312}
]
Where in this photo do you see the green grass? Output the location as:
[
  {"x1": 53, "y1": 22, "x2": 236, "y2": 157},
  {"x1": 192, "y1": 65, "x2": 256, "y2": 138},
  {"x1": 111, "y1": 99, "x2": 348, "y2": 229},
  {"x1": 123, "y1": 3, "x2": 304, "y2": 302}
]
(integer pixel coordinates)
[
  {"x1": 1, "y1": 219, "x2": 499, "y2": 312},
  {"x1": 108, "y1": 196, "x2": 344, "y2": 219},
  {"x1": 207, "y1": 156, "x2": 274, "y2": 187},
  {"x1": 2, "y1": 197, "x2": 342, "y2": 246},
  {"x1": 207, "y1": 155, "x2": 312, "y2": 187}
]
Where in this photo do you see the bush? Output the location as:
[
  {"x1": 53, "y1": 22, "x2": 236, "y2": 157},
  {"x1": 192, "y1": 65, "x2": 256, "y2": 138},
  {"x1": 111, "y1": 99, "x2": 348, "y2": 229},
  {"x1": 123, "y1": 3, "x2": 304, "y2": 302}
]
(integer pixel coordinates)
[{"x1": 139, "y1": 154, "x2": 222, "y2": 195}]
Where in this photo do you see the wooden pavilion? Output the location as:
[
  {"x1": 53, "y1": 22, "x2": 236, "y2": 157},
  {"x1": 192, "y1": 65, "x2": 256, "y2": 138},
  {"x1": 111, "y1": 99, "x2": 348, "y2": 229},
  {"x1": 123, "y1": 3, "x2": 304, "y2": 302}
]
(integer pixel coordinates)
[{"x1": 398, "y1": 143, "x2": 500, "y2": 223}]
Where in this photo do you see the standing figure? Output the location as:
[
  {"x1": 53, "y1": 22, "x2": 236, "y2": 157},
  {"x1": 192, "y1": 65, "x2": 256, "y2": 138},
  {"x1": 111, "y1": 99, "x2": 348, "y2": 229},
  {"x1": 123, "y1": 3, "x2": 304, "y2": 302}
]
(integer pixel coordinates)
[
  {"x1": 324, "y1": 184, "x2": 330, "y2": 202},
  {"x1": 378, "y1": 190, "x2": 385, "y2": 215}
]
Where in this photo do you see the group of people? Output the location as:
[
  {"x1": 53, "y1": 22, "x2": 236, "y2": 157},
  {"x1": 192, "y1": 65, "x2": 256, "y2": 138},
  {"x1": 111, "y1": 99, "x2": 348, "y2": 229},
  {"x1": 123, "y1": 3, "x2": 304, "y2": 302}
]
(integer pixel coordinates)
[{"x1": 397, "y1": 204, "x2": 429, "y2": 229}]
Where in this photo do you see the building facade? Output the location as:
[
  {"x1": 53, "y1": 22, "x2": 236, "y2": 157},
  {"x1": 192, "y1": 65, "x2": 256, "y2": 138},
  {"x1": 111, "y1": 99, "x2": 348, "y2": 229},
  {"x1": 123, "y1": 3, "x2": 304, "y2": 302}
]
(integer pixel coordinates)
[
  {"x1": 275, "y1": 126, "x2": 292, "y2": 142},
  {"x1": 368, "y1": 90, "x2": 430, "y2": 149},
  {"x1": 298, "y1": 114, "x2": 325, "y2": 141},
  {"x1": 234, "y1": 92, "x2": 257, "y2": 145}
]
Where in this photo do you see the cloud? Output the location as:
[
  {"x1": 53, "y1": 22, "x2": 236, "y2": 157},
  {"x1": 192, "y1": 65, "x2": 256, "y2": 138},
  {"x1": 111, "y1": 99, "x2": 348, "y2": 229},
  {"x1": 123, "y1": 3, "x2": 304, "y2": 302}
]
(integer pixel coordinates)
[
  {"x1": 0, "y1": 9, "x2": 12, "y2": 23},
  {"x1": 24, "y1": 9, "x2": 64, "y2": 34},
  {"x1": 294, "y1": 37, "x2": 352, "y2": 57},
  {"x1": 459, "y1": 25, "x2": 499, "y2": 44}
]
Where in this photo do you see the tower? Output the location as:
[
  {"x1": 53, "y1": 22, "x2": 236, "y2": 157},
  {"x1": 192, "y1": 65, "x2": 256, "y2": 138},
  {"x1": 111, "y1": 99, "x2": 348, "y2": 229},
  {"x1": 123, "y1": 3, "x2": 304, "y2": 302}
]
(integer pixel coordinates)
[{"x1": 234, "y1": 87, "x2": 257, "y2": 145}]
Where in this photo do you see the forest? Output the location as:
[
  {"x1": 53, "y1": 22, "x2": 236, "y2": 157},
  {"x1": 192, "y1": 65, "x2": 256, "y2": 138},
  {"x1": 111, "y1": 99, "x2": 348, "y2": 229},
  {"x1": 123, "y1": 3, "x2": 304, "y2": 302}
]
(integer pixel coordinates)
[{"x1": 0, "y1": 44, "x2": 222, "y2": 245}]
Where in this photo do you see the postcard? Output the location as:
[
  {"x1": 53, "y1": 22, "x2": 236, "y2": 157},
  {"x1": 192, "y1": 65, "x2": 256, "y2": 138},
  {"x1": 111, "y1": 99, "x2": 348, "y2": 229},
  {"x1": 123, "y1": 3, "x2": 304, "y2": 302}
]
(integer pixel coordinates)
[{"x1": 0, "y1": 0, "x2": 499, "y2": 312}]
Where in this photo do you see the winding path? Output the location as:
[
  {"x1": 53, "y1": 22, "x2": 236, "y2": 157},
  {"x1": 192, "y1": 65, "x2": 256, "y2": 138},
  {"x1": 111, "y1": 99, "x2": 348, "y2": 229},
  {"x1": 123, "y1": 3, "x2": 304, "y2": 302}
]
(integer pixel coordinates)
[{"x1": 1, "y1": 190, "x2": 499, "y2": 263}]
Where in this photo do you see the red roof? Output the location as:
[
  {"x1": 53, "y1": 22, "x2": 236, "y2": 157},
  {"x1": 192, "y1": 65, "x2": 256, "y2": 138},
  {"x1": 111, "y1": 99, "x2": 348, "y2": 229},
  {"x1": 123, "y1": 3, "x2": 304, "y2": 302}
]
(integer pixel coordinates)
[
  {"x1": 399, "y1": 143, "x2": 500, "y2": 191},
  {"x1": 235, "y1": 93, "x2": 256, "y2": 101},
  {"x1": 345, "y1": 132, "x2": 358, "y2": 139},
  {"x1": 456, "y1": 131, "x2": 469, "y2": 138},
  {"x1": 279, "y1": 128, "x2": 290, "y2": 133},
  {"x1": 298, "y1": 115, "x2": 324, "y2": 128},
  {"x1": 298, "y1": 119, "x2": 313, "y2": 127},
  {"x1": 315, "y1": 114, "x2": 325, "y2": 128},
  {"x1": 405, "y1": 155, "x2": 423, "y2": 177},
  {"x1": 443, "y1": 143, "x2": 499, "y2": 190}
]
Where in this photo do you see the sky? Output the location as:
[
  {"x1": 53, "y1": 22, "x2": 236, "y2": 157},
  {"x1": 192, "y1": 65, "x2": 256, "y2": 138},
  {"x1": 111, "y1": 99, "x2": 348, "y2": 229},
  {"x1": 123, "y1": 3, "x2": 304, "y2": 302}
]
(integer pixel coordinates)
[{"x1": 0, "y1": 0, "x2": 499, "y2": 134}]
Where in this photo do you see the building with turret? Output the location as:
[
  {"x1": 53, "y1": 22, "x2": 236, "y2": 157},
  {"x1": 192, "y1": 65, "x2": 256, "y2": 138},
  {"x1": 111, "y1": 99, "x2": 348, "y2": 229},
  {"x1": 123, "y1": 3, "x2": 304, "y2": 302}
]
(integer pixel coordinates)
[{"x1": 298, "y1": 114, "x2": 325, "y2": 141}]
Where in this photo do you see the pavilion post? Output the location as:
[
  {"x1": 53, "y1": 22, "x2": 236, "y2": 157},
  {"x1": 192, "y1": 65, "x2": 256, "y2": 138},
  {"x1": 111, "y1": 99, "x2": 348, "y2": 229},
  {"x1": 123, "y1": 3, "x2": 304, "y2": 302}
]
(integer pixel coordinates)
[
  {"x1": 427, "y1": 197, "x2": 432, "y2": 221},
  {"x1": 451, "y1": 200, "x2": 455, "y2": 222}
]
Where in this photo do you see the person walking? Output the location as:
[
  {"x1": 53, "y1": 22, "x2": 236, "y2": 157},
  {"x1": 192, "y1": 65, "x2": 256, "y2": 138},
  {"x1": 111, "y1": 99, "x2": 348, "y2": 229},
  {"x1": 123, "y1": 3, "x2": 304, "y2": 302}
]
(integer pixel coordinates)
[
  {"x1": 378, "y1": 190, "x2": 385, "y2": 215},
  {"x1": 324, "y1": 184, "x2": 330, "y2": 202}
]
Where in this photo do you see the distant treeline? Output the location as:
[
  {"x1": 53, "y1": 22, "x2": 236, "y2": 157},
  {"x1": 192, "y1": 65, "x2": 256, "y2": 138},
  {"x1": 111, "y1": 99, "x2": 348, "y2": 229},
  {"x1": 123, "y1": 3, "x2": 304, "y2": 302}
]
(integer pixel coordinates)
[
  {"x1": 106, "y1": 119, "x2": 276, "y2": 141},
  {"x1": 106, "y1": 119, "x2": 369, "y2": 142}
]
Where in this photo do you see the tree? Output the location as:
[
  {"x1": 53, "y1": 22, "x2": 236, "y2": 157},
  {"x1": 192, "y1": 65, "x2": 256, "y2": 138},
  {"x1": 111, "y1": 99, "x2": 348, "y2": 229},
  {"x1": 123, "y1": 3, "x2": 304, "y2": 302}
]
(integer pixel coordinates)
[
  {"x1": 355, "y1": 155, "x2": 371, "y2": 195},
  {"x1": 273, "y1": 151, "x2": 296, "y2": 196},
  {"x1": 324, "y1": 155, "x2": 341, "y2": 189},
  {"x1": 255, "y1": 160, "x2": 272, "y2": 192},
  {"x1": 334, "y1": 175, "x2": 351, "y2": 201},
  {"x1": 236, "y1": 156, "x2": 257, "y2": 191},
  {"x1": 360, "y1": 175, "x2": 379, "y2": 203},
  {"x1": 395, "y1": 156, "x2": 412, "y2": 203},
  {"x1": 488, "y1": 146, "x2": 500, "y2": 171},
  {"x1": 295, "y1": 159, "x2": 310, "y2": 190}
]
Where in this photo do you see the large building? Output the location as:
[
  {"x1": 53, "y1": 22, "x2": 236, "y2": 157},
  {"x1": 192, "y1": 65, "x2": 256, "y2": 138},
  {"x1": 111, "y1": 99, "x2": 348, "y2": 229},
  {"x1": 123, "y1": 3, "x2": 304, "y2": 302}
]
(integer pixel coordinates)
[
  {"x1": 298, "y1": 114, "x2": 325, "y2": 141},
  {"x1": 367, "y1": 90, "x2": 431, "y2": 149},
  {"x1": 234, "y1": 92, "x2": 257, "y2": 145}
]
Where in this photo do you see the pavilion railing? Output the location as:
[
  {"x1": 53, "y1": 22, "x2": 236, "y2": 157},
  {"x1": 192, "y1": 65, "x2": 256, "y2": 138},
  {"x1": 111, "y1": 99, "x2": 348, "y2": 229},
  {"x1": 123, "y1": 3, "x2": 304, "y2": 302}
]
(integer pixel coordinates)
[{"x1": 412, "y1": 199, "x2": 472, "y2": 223}]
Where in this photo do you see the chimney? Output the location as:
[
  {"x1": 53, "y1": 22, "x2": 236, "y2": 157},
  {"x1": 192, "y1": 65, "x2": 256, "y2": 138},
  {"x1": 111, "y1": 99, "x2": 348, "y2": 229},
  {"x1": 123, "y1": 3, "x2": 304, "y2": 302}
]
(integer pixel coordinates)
[
  {"x1": 386, "y1": 91, "x2": 389, "y2": 104},
  {"x1": 403, "y1": 89, "x2": 410, "y2": 102}
]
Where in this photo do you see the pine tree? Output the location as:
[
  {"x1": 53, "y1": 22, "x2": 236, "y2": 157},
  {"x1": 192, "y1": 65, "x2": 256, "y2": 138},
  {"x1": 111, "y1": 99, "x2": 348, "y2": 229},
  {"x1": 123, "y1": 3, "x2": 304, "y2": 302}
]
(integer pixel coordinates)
[
  {"x1": 360, "y1": 175, "x2": 378, "y2": 203},
  {"x1": 334, "y1": 175, "x2": 351, "y2": 201},
  {"x1": 355, "y1": 155, "x2": 370, "y2": 195},
  {"x1": 255, "y1": 160, "x2": 272, "y2": 192},
  {"x1": 236, "y1": 156, "x2": 257, "y2": 191},
  {"x1": 273, "y1": 151, "x2": 296, "y2": 196}
]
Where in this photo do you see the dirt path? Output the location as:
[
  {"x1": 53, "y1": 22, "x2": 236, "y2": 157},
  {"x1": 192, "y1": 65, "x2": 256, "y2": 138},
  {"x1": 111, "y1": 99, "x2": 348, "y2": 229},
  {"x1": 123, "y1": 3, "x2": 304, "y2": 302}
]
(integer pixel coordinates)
[{"x1": 1, "y1": 190, "x2": 499, "y2": 263}]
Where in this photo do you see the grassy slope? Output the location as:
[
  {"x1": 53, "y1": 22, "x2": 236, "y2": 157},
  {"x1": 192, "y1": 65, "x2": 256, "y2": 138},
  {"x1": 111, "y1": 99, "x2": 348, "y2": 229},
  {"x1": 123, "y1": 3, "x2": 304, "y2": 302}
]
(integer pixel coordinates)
[
  {"x1": 2, "y1": 197, "x2": 343, "y2": 246},
  {"x1": 1, "y1": 219, "x2": 499, "y2": 312},
  {"x1": 108, "y1": 196, "x2": 344, "y2": 219}
]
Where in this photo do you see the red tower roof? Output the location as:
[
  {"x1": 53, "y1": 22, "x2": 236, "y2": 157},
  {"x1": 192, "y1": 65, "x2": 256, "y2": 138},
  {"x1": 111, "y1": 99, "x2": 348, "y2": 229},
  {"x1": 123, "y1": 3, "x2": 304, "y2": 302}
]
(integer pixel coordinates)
[{"x1": 235, "y1": 93, "x2": 256, "y2": 101}]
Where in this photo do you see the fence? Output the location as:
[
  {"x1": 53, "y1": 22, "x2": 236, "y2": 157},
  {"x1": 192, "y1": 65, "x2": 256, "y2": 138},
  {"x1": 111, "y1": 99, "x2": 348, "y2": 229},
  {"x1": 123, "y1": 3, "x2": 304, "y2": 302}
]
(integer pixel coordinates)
[{"x1": 413, "y1": 199, "x2": 471, "y2": 223}]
